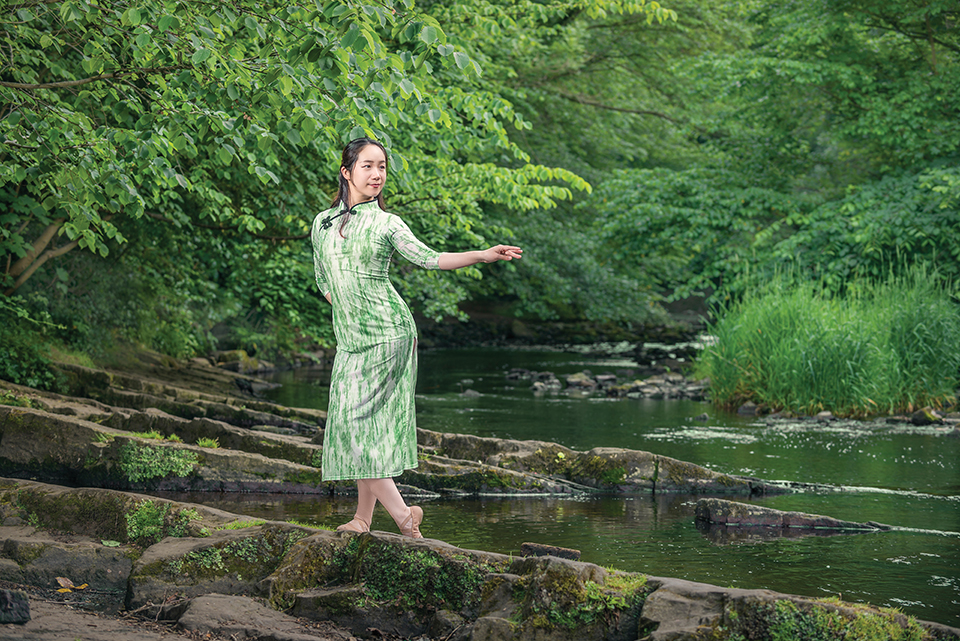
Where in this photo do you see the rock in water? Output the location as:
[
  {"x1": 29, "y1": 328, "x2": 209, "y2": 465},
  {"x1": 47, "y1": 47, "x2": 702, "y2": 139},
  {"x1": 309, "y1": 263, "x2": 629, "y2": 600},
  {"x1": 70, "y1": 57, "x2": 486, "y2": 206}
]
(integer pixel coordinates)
[
  {"x1": 0, "y1": 590, "x2": 30, "y2": 624},
  {"x1": 520, "y1": 542, "x2": 581, "y2": 561}
]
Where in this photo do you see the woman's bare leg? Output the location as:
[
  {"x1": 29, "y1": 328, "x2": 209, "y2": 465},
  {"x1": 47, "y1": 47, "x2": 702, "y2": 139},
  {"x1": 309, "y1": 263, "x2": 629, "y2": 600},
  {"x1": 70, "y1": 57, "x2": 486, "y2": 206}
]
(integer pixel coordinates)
[
  {"x1": 360, "y1": 478, "x2": 423, "y2": 538},
  {"x1": 355, "y1": 479, "x2": 377, "y2": 524},
  {"x1": 336, "y1": 480, "x2": 376, "y2": 532}
]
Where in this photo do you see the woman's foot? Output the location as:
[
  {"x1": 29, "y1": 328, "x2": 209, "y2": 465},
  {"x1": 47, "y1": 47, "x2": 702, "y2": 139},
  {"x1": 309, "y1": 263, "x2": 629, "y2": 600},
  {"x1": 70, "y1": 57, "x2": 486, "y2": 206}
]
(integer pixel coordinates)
[
  {"x1": 396, "y1": 506, "x2": 423, "y2": 538},
  {"x1": 336, "y1": 515, "x2": 370, "y2": 533}
]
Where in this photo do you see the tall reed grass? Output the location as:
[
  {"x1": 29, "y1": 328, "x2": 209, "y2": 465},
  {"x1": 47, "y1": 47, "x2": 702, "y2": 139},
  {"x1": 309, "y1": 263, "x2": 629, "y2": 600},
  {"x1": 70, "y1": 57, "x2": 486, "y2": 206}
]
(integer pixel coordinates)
[{"x1": 699, "y1": 267, "x2": 960, "y2": 417}]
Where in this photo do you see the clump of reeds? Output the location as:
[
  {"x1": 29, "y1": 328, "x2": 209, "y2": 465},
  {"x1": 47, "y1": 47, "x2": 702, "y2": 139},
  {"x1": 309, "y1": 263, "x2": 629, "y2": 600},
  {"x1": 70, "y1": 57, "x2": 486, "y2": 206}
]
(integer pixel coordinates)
[{"x1": 699, "y1": 266, "x2": 960, "y2": 417}]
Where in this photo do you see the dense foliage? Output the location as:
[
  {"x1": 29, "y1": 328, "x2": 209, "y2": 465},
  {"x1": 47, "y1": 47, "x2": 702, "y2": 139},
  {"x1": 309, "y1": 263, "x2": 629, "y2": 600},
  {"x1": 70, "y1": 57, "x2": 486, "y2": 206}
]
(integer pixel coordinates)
[{"x1": 2, "y1": 0, "x2": 959, "y2": 401}]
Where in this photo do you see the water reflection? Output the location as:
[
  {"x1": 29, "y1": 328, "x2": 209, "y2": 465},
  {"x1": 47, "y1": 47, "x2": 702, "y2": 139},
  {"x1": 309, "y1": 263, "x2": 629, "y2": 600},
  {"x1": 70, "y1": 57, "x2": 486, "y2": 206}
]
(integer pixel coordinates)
[{"x1": 245, "y1": 348, "x2": 960, "y2": 625}]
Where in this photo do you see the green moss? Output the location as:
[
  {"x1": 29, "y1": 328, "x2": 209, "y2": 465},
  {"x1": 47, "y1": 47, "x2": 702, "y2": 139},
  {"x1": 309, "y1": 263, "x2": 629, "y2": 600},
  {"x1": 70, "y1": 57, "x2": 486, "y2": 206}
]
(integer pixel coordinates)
[
  {"x1": 283, "y1": 469, "x2": 327, "y2": 486},
  {"x1": 217, "y1": 519, "x2": 267, "y2": 530},
  {"x1": 126, "y1": 500, "x2": 207, "y2": 546},
  {"x1": 511, "y1": 562, "x2": 650, "y2": 633},
  {"x1": 399, "y1": 468, "x2": 531, "y2": 493},
  {"x1": 14, "y1": 488, "x2": 128, "y2": 540},
  {"x1": 708, "y1": 598, "x2": 930, "y2": 641},
  {"x1": 360, "y1": 544, "x2": 497, "y2": 612},
  {"x1": 767, "y1": 600, "x2": 925, "y2": 641},
  {"x1": 327, "y1": 538, "x2": 504, "y2": 614},
  {"x1": 166, "y1": 527, "x2": 310, "y2": 582}
]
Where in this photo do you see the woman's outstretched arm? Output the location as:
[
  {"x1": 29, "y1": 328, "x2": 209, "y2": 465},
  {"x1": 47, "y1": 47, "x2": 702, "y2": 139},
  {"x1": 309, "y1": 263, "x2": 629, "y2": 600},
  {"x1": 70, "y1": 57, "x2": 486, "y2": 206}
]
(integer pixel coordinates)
[{"x1": 438, "y1": 245, "x2": 523, "y2": 270}]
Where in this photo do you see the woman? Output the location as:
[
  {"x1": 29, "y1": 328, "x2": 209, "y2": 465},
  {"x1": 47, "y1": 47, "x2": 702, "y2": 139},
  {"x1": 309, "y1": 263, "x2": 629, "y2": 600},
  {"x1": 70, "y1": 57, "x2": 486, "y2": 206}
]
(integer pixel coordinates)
[{"x1": 311, "y1": 138, "x2": 522, "y2": 538}]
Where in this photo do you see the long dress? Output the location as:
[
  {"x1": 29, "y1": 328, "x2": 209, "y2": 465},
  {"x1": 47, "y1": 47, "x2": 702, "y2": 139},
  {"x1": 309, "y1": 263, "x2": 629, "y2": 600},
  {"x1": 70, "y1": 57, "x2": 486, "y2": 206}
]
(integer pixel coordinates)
[{"x1": 311, "y1": 200, "x2": 441, "y2": 481}]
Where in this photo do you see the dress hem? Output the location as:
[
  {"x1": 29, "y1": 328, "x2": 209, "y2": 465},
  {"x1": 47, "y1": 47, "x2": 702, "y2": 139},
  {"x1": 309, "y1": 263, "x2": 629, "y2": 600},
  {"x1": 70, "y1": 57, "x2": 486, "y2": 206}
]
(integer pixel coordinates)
[{"x1": 321, "y1": 466, "x2": 416, "y2": 482}]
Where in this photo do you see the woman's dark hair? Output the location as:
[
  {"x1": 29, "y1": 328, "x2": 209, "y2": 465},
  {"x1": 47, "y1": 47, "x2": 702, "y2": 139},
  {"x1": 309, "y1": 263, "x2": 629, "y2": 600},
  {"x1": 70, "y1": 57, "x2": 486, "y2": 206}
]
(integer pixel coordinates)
[{"x1": 331, "y1": 137, "x2": 388, "y2": 210}]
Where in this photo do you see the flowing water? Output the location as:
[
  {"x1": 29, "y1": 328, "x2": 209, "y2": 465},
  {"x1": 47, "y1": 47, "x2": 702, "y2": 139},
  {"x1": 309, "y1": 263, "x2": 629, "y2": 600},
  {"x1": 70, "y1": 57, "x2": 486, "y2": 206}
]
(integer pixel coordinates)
[{"x1": 190, "y1": 347, "x2": 959, "y2": 626}]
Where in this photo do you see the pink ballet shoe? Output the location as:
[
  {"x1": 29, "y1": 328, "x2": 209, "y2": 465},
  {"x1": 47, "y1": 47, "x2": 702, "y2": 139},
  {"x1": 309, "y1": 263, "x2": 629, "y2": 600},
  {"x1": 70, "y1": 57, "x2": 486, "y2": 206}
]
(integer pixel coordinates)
[
  {"x1": 336, "y1": 515, "x2": 370, "y2": 533},
  {"x1": 396, "y1": 506, "x2": 423, "y2": 538}
]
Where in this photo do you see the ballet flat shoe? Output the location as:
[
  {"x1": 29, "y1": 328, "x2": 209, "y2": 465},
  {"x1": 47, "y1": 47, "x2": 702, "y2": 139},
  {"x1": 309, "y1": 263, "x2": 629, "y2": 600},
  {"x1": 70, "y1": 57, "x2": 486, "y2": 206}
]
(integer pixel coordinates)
[
  {"x1": 336, "y1": 516, "x2": 370, "y2": 533},
  {"x1": 397, "y1": 506, "x2": 423, "y2": 538}
]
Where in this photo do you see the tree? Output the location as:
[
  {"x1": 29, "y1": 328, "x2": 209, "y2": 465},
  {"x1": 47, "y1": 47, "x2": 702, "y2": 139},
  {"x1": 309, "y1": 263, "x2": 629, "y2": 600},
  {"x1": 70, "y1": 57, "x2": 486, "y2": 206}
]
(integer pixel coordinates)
[{"x1": 0, "y1": 0, "x2": 581, "y2": 298}]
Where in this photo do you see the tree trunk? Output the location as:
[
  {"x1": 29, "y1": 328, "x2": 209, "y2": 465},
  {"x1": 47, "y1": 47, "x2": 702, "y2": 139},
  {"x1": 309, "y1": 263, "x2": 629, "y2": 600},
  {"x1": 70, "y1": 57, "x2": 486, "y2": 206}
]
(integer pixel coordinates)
[{"x1": 6, "y1": 219, "x2": 66, "y2": 280}]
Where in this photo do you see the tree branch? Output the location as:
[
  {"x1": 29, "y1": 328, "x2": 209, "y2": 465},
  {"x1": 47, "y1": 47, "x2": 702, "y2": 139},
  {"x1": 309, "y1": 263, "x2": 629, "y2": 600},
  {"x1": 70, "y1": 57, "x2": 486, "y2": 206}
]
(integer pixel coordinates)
[
  {"x1": 545, "y1": 88, "x2": 681, "y2": 124},
  {"x1": 143, "y1": 212, "x2": 307, "y2": 240},
  {"x1": 7, "y1": 219, "x2": 65, "y2": 279},
  {"x1": 0, "y1": 65, "x2": 190, "y2": 90},
  {"x1": 4, "y1": 239, "x2": 79, "y2": 295}
]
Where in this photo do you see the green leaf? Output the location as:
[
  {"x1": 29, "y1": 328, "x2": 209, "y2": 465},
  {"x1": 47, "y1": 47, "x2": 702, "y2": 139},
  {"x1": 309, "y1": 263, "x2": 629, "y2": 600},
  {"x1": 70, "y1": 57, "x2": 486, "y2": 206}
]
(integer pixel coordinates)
[
  {"x1": 158, "y1": 15, "x2": 178, "y2": 32},
  {"x1": 307, "y1": 45, "x2": 325, "y2": 63},
  {"x1": 192, "y1": 49, "x2": 212, "y2": 64},
  {"x1": 341, "y1": 25, "x2": 360, "y2": 50},
  {"x1": 285, "y1": 128, "x2": 302, "y2": 145},
  {"x1": 419, "y1": 25, "x2": 439, "y2": 44},
  {"x1": 453, "y1": 51, "x2": 469, "y2": 69},
  {"x1": 119, "y1": 7, "x2": 141, "y2": 26},
  {"x1": 428, "y1": 108, "x2": 441, "y2": 124},
  {"x1": 244, "y1": 16, "x2": 266, "y2": 39},
  {"x1": 437, "y1": 44, "x2": 454, "y2": 56}
]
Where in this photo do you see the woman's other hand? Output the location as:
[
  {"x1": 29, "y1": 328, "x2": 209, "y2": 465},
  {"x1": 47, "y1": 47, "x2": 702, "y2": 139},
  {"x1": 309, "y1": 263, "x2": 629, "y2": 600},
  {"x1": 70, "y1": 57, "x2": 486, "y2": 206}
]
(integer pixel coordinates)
[{"x1": 480, "y1": 245, "x2": 523, "y2": 263}]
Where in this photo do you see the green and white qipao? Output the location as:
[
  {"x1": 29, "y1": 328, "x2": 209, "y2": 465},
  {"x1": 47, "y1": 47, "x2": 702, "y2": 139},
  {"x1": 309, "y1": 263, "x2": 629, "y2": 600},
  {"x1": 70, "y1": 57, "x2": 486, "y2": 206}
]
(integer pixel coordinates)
[{"x1": 311, "y1": 201, "x2": 441, "y2": 481}]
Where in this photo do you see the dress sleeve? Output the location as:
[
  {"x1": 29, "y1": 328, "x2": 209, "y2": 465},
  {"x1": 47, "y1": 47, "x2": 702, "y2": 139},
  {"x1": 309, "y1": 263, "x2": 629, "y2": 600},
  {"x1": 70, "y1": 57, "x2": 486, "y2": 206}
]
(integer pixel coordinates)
[
  {"x1": 310, "y1": 216, "x2": 331, "y2": 297},
  {"x1": 388, "y1": 216, "x2": 441, "y2": 270}
]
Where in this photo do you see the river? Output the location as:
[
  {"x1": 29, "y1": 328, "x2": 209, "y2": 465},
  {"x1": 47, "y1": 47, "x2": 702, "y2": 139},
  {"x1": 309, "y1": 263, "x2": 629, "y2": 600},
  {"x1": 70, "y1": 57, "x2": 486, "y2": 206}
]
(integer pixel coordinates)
[{"x1": 197, "y1": 346, "x2": 959, "y2": 626}]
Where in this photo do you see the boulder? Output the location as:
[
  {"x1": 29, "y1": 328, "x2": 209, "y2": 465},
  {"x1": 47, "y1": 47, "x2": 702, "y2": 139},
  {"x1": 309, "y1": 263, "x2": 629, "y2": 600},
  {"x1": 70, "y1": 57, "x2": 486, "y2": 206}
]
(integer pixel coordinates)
[{"x1": 695, "y1": 498, "x2": 893, "y2": 531}]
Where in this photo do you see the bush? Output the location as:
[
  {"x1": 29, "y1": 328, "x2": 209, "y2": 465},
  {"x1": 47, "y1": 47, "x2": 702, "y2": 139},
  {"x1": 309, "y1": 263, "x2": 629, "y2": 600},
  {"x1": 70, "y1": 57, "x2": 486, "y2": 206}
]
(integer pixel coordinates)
[
  {"x1": 0, "y1": 297, "x2": 61, "y2": 390},
  {"x1": 699, "y1": 267, "x2": 960, "y2": 417}
]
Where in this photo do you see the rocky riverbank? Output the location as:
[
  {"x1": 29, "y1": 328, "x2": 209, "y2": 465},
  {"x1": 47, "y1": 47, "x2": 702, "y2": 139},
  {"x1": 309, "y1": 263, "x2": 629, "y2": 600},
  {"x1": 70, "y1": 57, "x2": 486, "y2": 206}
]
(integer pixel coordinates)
[
  {"x1": 1, "y1": 353, "x2": 959, "y2": 639},
  {"x1": 1, "y1": 480, "x2": 958, "y2": 641},
  {"x1": 0, "y1": 354, "x2": 781, "y2": 497}
]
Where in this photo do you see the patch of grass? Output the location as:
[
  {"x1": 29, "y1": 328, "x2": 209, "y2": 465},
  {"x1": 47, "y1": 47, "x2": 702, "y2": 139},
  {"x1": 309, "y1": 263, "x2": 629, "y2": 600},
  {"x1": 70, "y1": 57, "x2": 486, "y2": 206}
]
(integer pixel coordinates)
[
  {"x1": 118, "y1": 443, "x2": 199, "y2": 483},
  {"x1": 0, "y1": 390, "x2": 43, "y2": 409},
  {"x1": 129, "y1": 430, "x2": 165, "y2": 440},
  {"x1": 196, "y1": 437, "x2": 220, "y2": 449},
  {"x1": 699, "y1": 266, "x2": 960, "y2": 417}
]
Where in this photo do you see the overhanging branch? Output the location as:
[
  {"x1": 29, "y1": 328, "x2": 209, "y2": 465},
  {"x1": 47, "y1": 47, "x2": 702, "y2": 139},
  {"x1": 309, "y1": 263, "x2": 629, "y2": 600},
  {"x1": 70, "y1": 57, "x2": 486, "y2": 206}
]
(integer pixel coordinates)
[
  {"x1": 144, "y1": 211, "x2": 308, "y2": 241},
  {"x1": 0, "y1": 65, "x2": 190, "y2": 90},
  {"x1": 547, "y1": 88, "x2": 681, "y2": 124}
]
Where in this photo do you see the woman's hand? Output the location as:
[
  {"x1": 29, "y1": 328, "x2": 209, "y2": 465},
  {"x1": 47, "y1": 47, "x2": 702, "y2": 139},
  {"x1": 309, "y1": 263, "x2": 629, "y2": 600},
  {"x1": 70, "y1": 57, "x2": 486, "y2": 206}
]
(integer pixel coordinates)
[
  {"x1": 479, "y1": 245, "x2": 523, "y2": 263},
  {"x1": 438, "y1": 245, "x2": 523, "y2": 270}
]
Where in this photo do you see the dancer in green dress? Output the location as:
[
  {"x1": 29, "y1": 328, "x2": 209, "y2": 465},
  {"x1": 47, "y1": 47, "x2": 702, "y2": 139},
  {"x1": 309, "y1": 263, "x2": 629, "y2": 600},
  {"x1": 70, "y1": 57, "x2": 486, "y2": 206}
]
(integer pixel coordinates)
[{"x1": 311, "y1": 138, "x2": 522, "y2": 538}]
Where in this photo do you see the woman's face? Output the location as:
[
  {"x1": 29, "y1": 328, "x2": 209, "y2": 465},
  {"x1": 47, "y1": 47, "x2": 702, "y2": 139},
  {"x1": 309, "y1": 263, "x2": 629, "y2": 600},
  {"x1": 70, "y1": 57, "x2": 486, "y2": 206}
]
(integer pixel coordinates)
[{"x1": 342, "y1": 144, "x2": 386, "y2": 204}]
